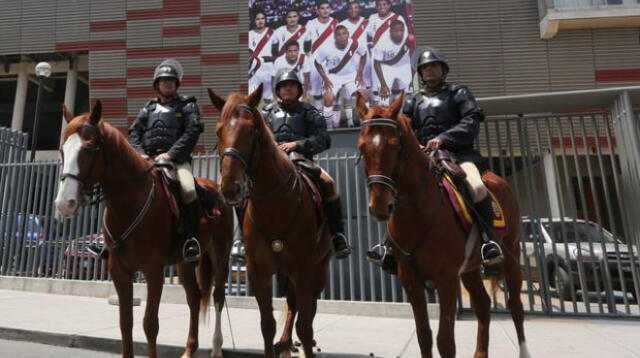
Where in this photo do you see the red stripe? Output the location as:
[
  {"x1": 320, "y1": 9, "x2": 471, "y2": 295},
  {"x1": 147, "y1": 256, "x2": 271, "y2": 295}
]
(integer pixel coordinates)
[
  {"x1": 202, "y1": 53, "x2": 239, "y2": 65},
  {"x1": 93, "y1": 98, "x2": 127, "y2": 117},
  {"x1": 127, "y1": 9, "x2": 159, "y2": 20},
  {"x1": 193, "y1": 144, "x2": 204, "y2": 153},
  {"x1": 163, "y1": 0, "x2": 200, "y2": 17},
  {"x1": 127, "y1": 45, "x2": 201, "y2": 58},
  {"x1": 127, "y1": 86, "x2": 157, "y2": 99},
  {"x1": 202, "y1": 14, "x2": 238, "y2": 25},
  {"x1": 595, "y1": 69, "x2": 640, "y2": 82},
  {"x1": 238, "y1": 33, "x2": 248, "y2": 44},
  {"x1": 180, "y1": 75, "x2": 201, "y2": 87},
  {"x1": 90, "y1": 39, "x2": 126, "y2": 51},
  {"x1": 202, "y1": 104, "x2": 219, "y2": 115},
  {"x1": 90, "y1": 20, "x2": 126, "y2": 32},
  {"x1": 90, "y1": 78, "x2": 126, "y2": 89},
  {"x1": 163, "y1": 25, "x2": 200, "y2": 37},
  {"x1": 56, "y1": 41, "x2": 89, "y2": 52},
  {"x1": 240, "y1": 83, "x2": 248, "y2": 94},
  {"x1": 127, "y1": 67, "x2": 155, "y2": 78}
]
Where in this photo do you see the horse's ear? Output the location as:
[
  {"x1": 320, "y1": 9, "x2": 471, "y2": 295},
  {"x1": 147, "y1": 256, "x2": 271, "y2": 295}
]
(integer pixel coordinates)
[
  {"x1": 89, "y1": 100, "x2": 102, "y2": 125},
  {"x1": 247, "y1": 83, "x2": 263, "y2": 109},
  {"x1": 355, "y1": 89, "x2": 369, "y2": 119},
  {"x1": 207, "y1": 88, "x2": 226, "y2": 111},
  {"x1": 62, "y1": 104, "x2": 74, "y2": 123},
  {"x1": 389, "y1": 91, "x2": 405, "y2": 121}
]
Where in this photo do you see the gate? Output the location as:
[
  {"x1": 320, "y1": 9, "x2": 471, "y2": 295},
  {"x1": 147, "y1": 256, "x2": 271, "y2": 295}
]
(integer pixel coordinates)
[{"x1": 1, "y1": 91, "x2": 640, "y2": 318}]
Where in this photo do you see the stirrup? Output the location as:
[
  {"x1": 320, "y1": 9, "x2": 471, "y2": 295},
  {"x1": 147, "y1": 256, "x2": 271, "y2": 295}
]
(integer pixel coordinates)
[
  {"x1": 183, "y1": 237, "x2": 201, "y2": 263},
  {"x1": 481, "y1": 240, "x2": 504, "y2": 266},
  {"x1": 366, "y1": 243, "x2": 388, "y2": 266},
  {"x1": 332, "y1": 233, "x2": 352, "y2": 259}
]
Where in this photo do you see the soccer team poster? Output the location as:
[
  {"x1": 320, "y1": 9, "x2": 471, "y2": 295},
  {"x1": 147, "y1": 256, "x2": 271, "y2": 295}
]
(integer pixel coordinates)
[{"x1": 248, "y1": 0, "x2": 416, "y2": 129}]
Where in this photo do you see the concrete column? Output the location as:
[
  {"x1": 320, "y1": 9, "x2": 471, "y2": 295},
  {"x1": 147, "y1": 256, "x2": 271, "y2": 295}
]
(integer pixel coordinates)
[
  {"x1": 11, "y1": 62, "x2": 28, "y2": 131},
  {"x1": 543, "y1": 151, "x2": 561, "y2": 218},
  {"x1": 60, "y1": 63, "x2": 78, "y2": 142}
]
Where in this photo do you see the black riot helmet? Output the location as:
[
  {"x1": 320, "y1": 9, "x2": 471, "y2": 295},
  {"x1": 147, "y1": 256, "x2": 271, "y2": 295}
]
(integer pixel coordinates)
[
  {"x1": 274, "y1": 69, "x2": 303, "y2": 99},
  {"x1": 153, "y1": 59, "x2": 183, "y2": 89},
  {"x1": 416, "y1": 48, "x2": 449, "y2": 75}
]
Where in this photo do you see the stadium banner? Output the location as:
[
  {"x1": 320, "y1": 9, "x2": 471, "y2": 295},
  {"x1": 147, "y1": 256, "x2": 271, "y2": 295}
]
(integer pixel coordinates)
[{"x1": 248, "y1": 0, "x2": 416, "y2": 129}]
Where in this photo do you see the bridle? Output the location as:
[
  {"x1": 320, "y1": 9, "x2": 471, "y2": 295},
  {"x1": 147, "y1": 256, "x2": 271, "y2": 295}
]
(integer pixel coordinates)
[
  {"x1": 60, "y1": 123, "x2": 104, "y2": 200},
  {"x1": 220, "y1": 104, "x2": 260, "y2": 174},
  {"x1": 360, "y1": 118, "x2": 404, "y2": 199}
]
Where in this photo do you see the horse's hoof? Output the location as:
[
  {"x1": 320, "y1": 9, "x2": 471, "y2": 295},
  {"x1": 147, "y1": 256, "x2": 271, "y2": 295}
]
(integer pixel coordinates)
[{"x1": 274, "y1": 340, "x2": 293, "y2": 354}]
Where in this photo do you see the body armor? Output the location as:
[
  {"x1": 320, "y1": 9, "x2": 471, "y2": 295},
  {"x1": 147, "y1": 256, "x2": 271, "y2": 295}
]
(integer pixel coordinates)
[
  {"x1": 129, "y1": 95, "x2": 203, "y2": 163},
  {"x1": 262, "y1": 101, "x2": 330, "y2": 159},
  {"x1": 404, "y1": 84, "x2": 484, "y2": 165}
]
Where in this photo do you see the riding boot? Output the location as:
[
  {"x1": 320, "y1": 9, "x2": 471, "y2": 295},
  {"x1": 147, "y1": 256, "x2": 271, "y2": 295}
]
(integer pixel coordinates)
[
  {"x1": 325, "y1": 199, "x2": 352, "y2": 259},
  {"x1": 474, "y1": 196, "x2": 504, "y2": 276},
  {"x1": 183, "y1": 201, "x2": 202, "y2": 263},
  {"x1": 366, "y1": 241, "x2": 397, "y2": 275}
]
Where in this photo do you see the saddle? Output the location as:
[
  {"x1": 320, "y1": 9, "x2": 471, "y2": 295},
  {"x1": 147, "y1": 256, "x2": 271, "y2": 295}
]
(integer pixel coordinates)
[
  {"x1": 288, "y1": 152, "x2": 324, "y2": 224},
  {"x1": 433, "y1": 149, "x2": 466, "y2": 179},
  {"x1": 440, "y1": 173, "x2": 509, "y2": 237}
]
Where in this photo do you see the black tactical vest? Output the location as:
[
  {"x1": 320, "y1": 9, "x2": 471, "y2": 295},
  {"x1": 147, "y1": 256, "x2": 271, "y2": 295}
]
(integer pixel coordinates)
[
  {"x1": 141, "y1": 98, "x2": 189, "y2": 155},
  {"x1": 263, "y1": 102, "x2": 309, "y2": 143}
]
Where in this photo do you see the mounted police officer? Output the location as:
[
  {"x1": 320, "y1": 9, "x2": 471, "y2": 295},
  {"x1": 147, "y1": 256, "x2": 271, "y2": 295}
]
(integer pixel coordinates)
[
  {"x1": 128, "y1": 59, "x2": 204, "y2": 263},
  {"x1": 368, "y1": 48, "x2": 504, "y2": 275},
  {"x1": 262, "y1": 69, "x2": 351, "y2": 259}
]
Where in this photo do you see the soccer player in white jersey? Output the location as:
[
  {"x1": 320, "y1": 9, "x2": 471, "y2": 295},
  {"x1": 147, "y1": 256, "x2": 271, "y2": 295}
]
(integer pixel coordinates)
[
  {"x1": 304, "y1": 0, "x2": 338, "y2": 109},
  {"x1": 271, "y1": 9, "x2": 307, "y2": 60},
  {"x1": 272, "y1": 41, "x2": 311, "y2": 101},
  {"x1": 249, "y1": 11, "x2": 275, "y2": 104},
  {"x1": 373, "y1": 20, "x2": 414, "y2": 105},
  {"x1": 315, "y1": 25, "x2": 366, "y2": 129},
  {"x1": 366, "y1": 0, "x2": 407, "y2": 105},
  {"x1": 339, "y1": 1, "x2": 370, "y2": 90}
]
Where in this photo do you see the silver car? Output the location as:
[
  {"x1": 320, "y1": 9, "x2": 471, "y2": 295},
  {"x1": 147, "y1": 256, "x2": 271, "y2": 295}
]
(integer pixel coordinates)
[{"x1": 520, "y1": 217, "x2": 639, "y2": 301}]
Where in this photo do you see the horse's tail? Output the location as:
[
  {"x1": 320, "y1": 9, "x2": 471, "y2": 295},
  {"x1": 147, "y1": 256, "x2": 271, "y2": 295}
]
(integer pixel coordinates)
[{"x1": 198, "y1": 252, "x2": 214, "y2": 322}]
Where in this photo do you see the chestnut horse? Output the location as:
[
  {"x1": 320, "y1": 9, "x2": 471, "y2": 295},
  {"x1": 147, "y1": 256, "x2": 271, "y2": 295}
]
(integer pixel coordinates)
[
  {"x1": 207, "y1": 84, "x2": 332, "y2": 358},
  {"x1": 54, "y1": 101, "x2": 234, "y2": 358},
  {"x1": 356, "y1": 92, "x2": 530, "y2": 358}
]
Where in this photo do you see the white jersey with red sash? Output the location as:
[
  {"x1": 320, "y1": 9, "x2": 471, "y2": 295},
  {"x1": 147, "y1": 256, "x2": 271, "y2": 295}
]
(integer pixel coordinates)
[
  {"x1": 315, "y1": 39, "x2": 366, "y2": 96},
  {"x1": 249, "y1": 27, "x2": 275, "y2": 100},
  {"x1": 373, "y1": 34, "x2": 413, "y2": 92},
  {"x1": 305, "y1": 17, "x2": 339, "y2": 54},
  {"x1": 366, "y1": 12, "x2": 407, "y2": 91},
  {"x1": 272, "y1": 25, "x2": 307, "y2": 57},
  {"x1": 340, "y1": 16, "x2": 371, "y2": 87},
  {"x1": 273, "y1": 54, "x2": 311, "y2": 84}
]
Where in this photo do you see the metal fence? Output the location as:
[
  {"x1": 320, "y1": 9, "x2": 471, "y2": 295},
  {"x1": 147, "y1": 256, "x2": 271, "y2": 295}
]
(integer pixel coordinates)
[
  {"x1": 0, "y1": 127, "x2": 28, "y2": 164},
  {"x1": 1, "y1": 110, "x2": 640, "y2": 318}
]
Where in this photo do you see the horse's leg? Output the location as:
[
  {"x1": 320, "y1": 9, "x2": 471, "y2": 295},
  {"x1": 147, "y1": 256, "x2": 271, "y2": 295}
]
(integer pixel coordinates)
[
  {"x1": 293, "y1": 283, "x2": 317, "y2": 358},
  {"x1": 461, "y1": 269, "x2": 491, "y2": 358},
  {"x1": 141, "y1": 268, "x2": 164, "y2": 358},
  {"x1": 398, "y1": 267, "x2": 433, "y2": 358},
  {"x1": 275, "y1": 288, "x2": 297, "y2": 357},
  {"x1": 111, "y1": 265, "x2": 135, "y2": 358},
  {"x1": 502, "y1": 242, "x2": 530, "y2": 358},
  {"x1": 177, "y1": 263, "x2": 202, "y2": 358},
  {"x1": 249, "y1": 262, "x2": 277, "y2": 358},
  {"x1": 433, "y1": 275, "x2": 458, "y2": 358},
  {"x1": 211, "y1": 247, "x2": 230, "y2": 358}
]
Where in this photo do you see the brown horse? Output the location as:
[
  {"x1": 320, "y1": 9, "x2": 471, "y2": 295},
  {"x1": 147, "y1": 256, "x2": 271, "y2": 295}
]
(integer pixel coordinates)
[
  {"x1": 207, "y1": 84, "x2": 332, "y2": 358},
  {"x1": 355, "y1": 92, "x2": 530, "y2": 358},
  {"x1": 54, "y1": 101, "x2": 234, "y2": 358}
]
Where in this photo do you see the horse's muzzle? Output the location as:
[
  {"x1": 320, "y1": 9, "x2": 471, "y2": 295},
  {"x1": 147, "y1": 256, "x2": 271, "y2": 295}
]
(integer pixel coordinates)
[
  {"x1": 368, "y1": 202, "x2": 394, "y2": 222},
  {"x1": 221, "y1": 180, "x2": 246, "y2": 207}
]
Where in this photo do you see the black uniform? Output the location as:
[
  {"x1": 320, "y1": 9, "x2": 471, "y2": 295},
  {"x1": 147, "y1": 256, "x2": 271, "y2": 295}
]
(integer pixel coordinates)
[
  {"x1": 262, "y1": 101, "x2": 330, "y2": 159},
  {"x1": 403, "y1": 84, "x2": 485, "y2": 167},
  {"x1": 129, "y1": 95, "x2": 203, "y2": 163}
]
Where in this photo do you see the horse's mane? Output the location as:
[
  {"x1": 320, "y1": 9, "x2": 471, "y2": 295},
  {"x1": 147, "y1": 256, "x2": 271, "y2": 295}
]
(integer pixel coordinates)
[{"x1": 63, "y1": 113, "x2": 150, "y2": 175}]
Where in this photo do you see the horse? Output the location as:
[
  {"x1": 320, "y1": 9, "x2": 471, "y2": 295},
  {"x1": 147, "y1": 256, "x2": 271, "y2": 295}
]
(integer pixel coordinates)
[
  {"x1": 54, "y1": 101, "x2": 234, "y2": 358},
  {"x1": 355, "y1": 91, "x2": 530, "y2": 358},
  {"x1": 207, "y1": 84, "x2": 332, "y2": 358}
]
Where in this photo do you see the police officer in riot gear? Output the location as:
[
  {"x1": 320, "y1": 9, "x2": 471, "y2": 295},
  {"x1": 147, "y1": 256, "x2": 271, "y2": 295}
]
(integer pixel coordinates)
[
  {"x1": 128, "y1": 59, "x2": 205, "y2": 262},
  {"x1": 368, "y1": 48, "x2": 504, "y2": 275},
  {"x1": 262, "y1": 69, "x2": 352, "y2": 259}
]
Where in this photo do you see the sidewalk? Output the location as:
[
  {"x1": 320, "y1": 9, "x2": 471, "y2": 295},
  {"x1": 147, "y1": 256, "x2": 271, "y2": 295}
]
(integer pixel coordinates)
[{"x1": 0, "y1": 289, "x2": 639, "y2": 357}]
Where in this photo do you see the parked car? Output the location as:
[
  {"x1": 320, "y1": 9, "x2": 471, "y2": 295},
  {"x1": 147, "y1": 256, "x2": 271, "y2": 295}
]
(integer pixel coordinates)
[
  {"x1": 0, "y1": 213, "x2": 54, "y2": 276},
  {"x1": 521, "y1": 217, "x2": 639, "y2": 301},
  {"x1": 63, "y1": 233, "x2": 108, "y2": 280}
]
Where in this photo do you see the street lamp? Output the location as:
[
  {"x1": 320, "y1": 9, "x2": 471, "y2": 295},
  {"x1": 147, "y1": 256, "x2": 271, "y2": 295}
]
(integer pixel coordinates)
[{"x1": 31, "y1": 61, "x2": 52, "y2": 162}]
